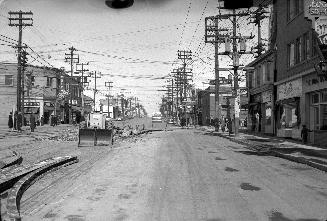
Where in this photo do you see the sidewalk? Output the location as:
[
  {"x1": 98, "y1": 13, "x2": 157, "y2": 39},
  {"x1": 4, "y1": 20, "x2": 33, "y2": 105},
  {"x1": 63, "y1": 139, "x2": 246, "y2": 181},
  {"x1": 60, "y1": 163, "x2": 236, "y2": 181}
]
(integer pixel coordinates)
[{"x1": 199, "y1": 126, "x2": 327, "y2": 172}]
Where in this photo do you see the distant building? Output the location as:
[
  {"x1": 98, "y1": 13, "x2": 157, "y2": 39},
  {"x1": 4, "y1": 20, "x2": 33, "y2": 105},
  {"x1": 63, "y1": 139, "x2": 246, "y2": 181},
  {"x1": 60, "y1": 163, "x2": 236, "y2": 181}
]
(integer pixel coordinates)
[{"x1": 196, "y1": 85, "x2": 248, "y2": 126}]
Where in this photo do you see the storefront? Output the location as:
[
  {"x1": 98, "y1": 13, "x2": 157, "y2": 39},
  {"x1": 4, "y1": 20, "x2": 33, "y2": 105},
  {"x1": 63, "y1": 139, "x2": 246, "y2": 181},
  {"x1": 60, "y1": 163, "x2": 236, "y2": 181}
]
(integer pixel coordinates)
[
  {"x1": 276, "y1": 78, "x2": 302, "y2": 139},
  {"x1": 248, "y1": 93, "x2": 262, "y2": 132},
  {"x1": 303, "y1": 73, "x2": 327, "y2": 146},
  {"x1": 248, "y1": 85, "x2": 274, "y2": 134},
  {"x1": 23, "y1": 101, "x2": 40, "y2": 125},
  {"x1": 262, "y1": 90, "x2": 274, "y2": 134}
]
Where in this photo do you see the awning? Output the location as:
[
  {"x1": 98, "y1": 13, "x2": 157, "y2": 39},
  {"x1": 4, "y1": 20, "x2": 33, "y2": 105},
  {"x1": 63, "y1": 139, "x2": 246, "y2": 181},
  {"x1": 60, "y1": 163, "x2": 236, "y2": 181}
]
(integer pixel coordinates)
[
  {"x1": 275, "y1": 97, "x2": 299, "y2": 105},
  {"x1": 72, "y1": 106, "x2": 82, "y2": 112},
  {"x1": 44, "y1": 106, "x2": 55, "y2": 111}
]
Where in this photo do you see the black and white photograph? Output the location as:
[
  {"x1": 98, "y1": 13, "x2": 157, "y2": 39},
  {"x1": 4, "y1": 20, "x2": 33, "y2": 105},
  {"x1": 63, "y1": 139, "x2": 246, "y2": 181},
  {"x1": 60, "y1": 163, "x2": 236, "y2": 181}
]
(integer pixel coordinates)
[{"x1": 0, "y1": 0, "x2": 327, "y2": 220}]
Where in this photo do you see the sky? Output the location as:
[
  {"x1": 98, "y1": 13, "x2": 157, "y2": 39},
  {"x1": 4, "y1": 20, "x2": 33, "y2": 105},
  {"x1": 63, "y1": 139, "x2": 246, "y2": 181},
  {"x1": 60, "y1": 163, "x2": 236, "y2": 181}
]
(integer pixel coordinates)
[{"x1": 0, "y1": 0, "x2": 268, "y2": 114}]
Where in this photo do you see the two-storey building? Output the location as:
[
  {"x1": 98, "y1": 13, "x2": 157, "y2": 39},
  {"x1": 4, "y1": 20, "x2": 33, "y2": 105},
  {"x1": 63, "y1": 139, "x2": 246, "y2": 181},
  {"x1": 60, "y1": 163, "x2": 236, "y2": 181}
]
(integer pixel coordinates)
[
  {"x1": 247, "y1": 50, "x2": 276, "y2": 134},
  {"x1": 0, "y1": 63, "x2": 84, "y2": 126}
]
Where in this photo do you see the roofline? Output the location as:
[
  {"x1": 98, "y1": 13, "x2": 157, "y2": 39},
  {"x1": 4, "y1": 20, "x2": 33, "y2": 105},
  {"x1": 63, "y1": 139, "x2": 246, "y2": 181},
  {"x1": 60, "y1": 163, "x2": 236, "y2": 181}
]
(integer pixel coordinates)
[{"x1": 246, "y1": 49, "x2": 275, "y2": 67}]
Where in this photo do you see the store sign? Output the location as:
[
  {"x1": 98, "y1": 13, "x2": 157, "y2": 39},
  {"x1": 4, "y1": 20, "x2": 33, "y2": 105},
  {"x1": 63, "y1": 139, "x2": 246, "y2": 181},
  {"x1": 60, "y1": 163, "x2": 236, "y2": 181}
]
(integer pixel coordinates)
[
  {"x1": 305, "y1": 74, "x2": 327, "y2": 86},
  {"x1": 24, "y1": 102, "x2": 40, "y2": 107},
  {"x1": 262, "y1": 91, "x2": 272, "y2": 103},
  {"x1": 304, "y1": 0, "x2": 327, "y2": 21},
  {"x1": 315, "y1": 17, "x2": 327, "y2": 44},
  {"x1": 277, "y1": 79, "x2": 302, "y2": 100}
]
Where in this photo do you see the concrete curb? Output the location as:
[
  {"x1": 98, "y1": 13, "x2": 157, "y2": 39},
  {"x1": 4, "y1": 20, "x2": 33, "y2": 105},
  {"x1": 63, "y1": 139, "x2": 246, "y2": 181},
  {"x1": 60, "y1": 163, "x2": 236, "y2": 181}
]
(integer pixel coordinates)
[
  {"x1": 211, "y1": 131, "x2": 327, "y2": 172},
  {"x1": 0, "y1": 152, "x2": 23, "y2": 170},
  {"x1": 6, "y1": 156, "x2": 78, "y2": 221}
]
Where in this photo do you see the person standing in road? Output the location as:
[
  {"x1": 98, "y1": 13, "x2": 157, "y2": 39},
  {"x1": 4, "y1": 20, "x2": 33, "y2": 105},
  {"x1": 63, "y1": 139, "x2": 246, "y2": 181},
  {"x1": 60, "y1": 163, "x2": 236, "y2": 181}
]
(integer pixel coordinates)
[
  {"x1": 8, "y1": 112, "x2": 13, "y2": 131},
  {"x1": 30, "y1": 114, "x2": 36, "y2": 132}
]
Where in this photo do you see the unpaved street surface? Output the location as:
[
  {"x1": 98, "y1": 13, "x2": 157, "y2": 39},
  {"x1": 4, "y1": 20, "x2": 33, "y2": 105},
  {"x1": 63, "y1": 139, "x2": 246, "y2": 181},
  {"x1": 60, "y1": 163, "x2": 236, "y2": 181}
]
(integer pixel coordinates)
[{"x1": 6, "y1": 129, "x2": 325, "y2": 221}]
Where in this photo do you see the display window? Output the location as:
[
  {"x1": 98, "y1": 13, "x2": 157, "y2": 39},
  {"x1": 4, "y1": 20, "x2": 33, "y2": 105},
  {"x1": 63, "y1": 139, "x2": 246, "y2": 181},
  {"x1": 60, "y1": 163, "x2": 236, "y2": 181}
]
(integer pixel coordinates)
[
  {"x1": 277, "y1": 98, "x2": 301, "y2": 129},
  {"x1": 309, "y1": 90, "x2": 327, "y2": 130}
]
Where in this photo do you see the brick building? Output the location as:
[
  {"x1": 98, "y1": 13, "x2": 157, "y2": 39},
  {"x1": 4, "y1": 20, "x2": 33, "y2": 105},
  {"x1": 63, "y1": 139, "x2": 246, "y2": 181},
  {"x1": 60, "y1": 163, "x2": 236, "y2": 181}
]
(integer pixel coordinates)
[
  {"x1": 245, "y1": 0, "x2": 327, "y2": 145},
  {"x1": 197, "y1": 85, "x2": 248, "y2": 126},
  {"x1": 0, "y1": 63, "x2": 84, "y2": 127},
  {"x1": 247, "y1": 50, "x2": 275, "y2": 135}
]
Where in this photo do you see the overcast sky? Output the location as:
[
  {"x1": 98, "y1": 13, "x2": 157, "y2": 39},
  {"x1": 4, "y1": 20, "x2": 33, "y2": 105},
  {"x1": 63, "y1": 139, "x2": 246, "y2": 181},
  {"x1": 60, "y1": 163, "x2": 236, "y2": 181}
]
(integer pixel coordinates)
[{"x1": 0, "y1": 0, "x2": 266, "y2": 114}]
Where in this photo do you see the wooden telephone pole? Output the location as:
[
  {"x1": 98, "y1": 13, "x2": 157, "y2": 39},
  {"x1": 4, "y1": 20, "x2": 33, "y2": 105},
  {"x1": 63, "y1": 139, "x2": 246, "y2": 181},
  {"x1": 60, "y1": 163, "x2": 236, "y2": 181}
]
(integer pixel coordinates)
[
  {"x1": 65, "y1": 46, "x2": 79, "y2": 124},
  {"x1": 89, "y1": 71, "x2": 102, "y2": 111},
  {"x1": 76, "y1": 62, "x2": 89, "y2": 119},
  {"x1": 105, "y1": 81, "x2": 113, "y2": 117},
  {"x1": 8, "y1": 11, "x2": 33, "y2": 128},
  {"x1": 207, "y1": 9, "x2": 254, "y2": 137}
]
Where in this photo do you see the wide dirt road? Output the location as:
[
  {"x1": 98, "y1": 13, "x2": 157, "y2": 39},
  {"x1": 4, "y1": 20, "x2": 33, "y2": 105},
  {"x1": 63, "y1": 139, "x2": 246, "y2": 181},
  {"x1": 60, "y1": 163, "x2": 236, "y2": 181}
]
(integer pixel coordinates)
[{"x1": 21, "y1": 129, "x2": 327, "y2": 221}]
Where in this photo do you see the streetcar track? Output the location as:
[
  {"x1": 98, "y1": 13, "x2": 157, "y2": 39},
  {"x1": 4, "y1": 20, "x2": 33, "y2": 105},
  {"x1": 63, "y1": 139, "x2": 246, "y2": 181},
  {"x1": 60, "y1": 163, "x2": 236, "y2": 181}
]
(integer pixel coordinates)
[{"x1": 20, "y1": 146, "x2": 115, "y2": 215}]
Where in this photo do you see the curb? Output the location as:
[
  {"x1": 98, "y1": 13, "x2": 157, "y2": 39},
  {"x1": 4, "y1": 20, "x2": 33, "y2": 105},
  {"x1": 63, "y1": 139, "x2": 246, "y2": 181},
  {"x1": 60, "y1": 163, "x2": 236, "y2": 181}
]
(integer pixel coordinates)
[
  {"x1": 0, "y1": 152, "x2": 23, "y2": 170},
  {"x1": 6, "y1": 156, "x2": 78, "y2": 221},
  {"x1": 211, "y1": 131, "x2": 327, "y2": 172}
]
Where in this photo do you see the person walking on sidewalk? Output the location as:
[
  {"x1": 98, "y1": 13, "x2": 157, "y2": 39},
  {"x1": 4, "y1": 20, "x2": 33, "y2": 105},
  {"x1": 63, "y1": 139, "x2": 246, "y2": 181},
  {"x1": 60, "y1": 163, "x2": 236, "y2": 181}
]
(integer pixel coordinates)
[
  {"x1": 301, "y1": 125, "x2": 312, "y2": 144},
  {"x1": 30, "y1": 114, "x2": 36, "y2": 132}
]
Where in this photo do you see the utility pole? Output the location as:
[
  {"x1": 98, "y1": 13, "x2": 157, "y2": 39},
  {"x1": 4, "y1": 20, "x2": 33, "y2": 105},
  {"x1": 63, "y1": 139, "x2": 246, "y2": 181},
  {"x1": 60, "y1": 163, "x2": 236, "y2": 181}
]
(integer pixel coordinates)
[
  {"x1": 9, "y1": 11, "x2": 33, "y2": 127},
  {"x1": 248, "y1": 5, "x2": 268, "y2": 57},
  {"x1": 208, "y1": 9, "x2": 253, "y2": 137},
  {"x1": 177, "y1": 50, "x2": 192, "y2": 104},
  {"x1": 65, "y1": 46, "x2": 79, "y2": 124},
  {"x1": 120, "y1": 89, "x2": 126, "y2": 120},
  {"x1": 21, "y1": 50, "x2": 28, "y2": 126},
  {"x1": 172, "y1": 66, "x2": 192, "y2": 123},
  {"x1": 89, "y1": 71, "x2": 102, "y2": 111},
  {"x1": 105, "y1": 81, "x2": 113, "y2": 117},
  {"x1": 76, "y1": 62, "x2": 89, "y2": 119},
  {"x1": 205, "y1": 15, "x2": 229, "y2": 131}
]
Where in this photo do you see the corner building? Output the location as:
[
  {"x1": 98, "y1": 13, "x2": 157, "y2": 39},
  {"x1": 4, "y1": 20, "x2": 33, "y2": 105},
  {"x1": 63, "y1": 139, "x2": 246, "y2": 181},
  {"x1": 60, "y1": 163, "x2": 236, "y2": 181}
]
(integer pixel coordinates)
[{"x1": 274, "y1": 0, "x2": 327, "y2": 145}]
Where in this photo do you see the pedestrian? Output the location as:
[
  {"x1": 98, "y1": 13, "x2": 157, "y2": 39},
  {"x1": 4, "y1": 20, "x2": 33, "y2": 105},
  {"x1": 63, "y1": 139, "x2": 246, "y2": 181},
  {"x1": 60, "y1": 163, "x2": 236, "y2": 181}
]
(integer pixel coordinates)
[
  {"x1": 30, "y1": 114, "x2": 36, "y2": 132},
  {"x1": 8, "y1": 112, "x2": 13, "y2": 131},
  {"x1": 40, "y1": 115, "x2": 44, "y2": 126},
  {"x1": 301, "y1": 125, "x2": 312, "y2": 144}
]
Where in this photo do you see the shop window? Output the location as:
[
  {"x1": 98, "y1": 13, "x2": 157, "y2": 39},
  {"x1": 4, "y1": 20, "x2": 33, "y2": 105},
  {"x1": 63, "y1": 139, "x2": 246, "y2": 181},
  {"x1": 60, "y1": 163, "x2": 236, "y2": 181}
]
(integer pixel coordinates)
[
  {"x1": 321, "y1": 105, "x2": 327, "y2": 130},
  {"x1": 312, "y1": 93, "x2": 319, "y2": 104},
  {"x1": 5, "y1": 75, "x2": 13, "y2": 86},
  {"x1": 279, "y1": 100, "x2": 300, "y2": 129},
  {"x1": 266, "y1": 106, "x2": 272, "y2": 125},
  {"x1": 321, "y1": 91, "x2": 327, "y2": 102}
]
